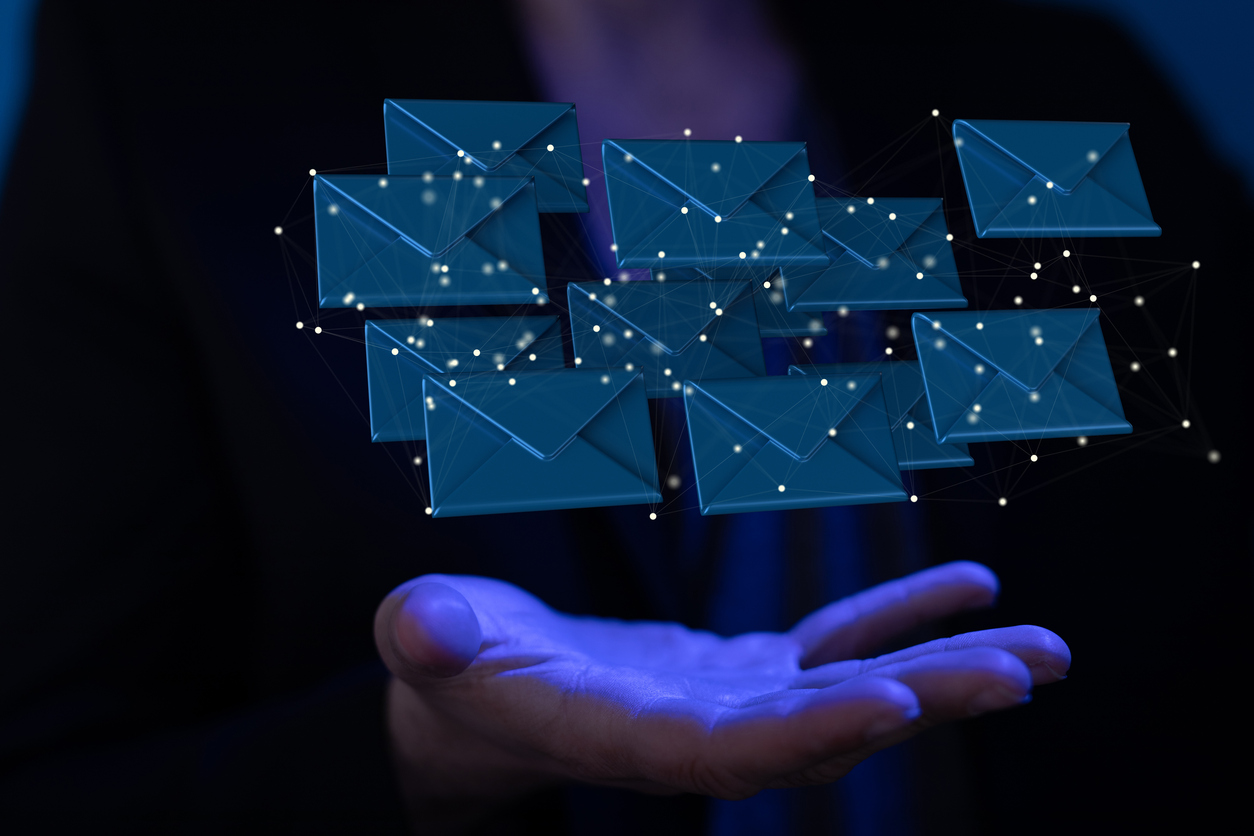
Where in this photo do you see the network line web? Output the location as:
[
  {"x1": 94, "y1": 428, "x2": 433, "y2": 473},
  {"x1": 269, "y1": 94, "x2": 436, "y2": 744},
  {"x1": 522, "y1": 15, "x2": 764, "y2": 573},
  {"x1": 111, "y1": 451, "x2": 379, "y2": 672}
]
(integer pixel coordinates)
[{"x1": 274, "y1": 103, "x2": 1217, "y2": 520}]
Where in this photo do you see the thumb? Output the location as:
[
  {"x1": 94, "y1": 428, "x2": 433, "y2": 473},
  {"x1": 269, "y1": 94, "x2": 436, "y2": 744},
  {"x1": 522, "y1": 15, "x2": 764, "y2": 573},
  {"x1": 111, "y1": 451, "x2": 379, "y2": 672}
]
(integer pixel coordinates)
[{"x1": 375, "y1": 580, "x2": 483, "y2": 683}]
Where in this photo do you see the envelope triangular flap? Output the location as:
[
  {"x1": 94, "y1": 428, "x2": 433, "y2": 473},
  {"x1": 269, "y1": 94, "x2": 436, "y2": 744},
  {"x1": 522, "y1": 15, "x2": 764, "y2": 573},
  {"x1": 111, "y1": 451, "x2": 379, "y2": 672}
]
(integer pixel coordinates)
[
  {"x1": 318, "y1": 174, "x2": 530, "y2": 257},
  {"x1": 573, "y1": 280, "x2": 750, "y2": 356},
  {"x1": 697, "y1": 376, "x2": 874, "y2": 462},
  {"x1": 385, "y1": 100, "x2": 572, "y2": 172},
  {"x1": 432, "y1": 370, "x2": 639, "y2": 460},
  {"x1": 791, "y1": 362, "x2": 924, "y2": 429},
  {"x1": 938, "y1": 309, "x2": 1100, "y2": 391},
  {"x1": 609, "y1": 139, "x2": 804, "y2": 219},
  {"x1": 368, "y1": 316, "x2": 558, "y2": 375},
  {"x1": 959, "y1": 120, "x2": 1128, "y2": 194},
  {"x1": 820, "y1": 198, "x2": 941, "y2": 263}
]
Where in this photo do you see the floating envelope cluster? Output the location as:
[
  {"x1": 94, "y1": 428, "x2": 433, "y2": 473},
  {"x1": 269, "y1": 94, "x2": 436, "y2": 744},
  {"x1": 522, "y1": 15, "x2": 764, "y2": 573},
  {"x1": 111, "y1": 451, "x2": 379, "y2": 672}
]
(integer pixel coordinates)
[{"x1": 315, "y1": 102, "x2": 1147, "y2": 517}]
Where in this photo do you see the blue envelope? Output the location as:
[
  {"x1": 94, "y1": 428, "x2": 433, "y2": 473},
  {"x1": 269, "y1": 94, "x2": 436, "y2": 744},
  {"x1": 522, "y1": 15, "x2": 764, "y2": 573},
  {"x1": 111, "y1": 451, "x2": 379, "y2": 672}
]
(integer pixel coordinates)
[
  {"x1": 780, "y1": 197, "x2": 967, "y2": 312},
  {"x1": 685, "y1": 376, "x2": 907, "y2": 515},
  {"x1": 602, "y1": 139, "x2": 829, "y2": 268},
  {"x1": 913, "y1": 309, "x2": 1132, "y2": 443},
  {"x1": 655, "y1": 267, "x2": 826, "y2": 339},
  {"x1": 315, "y1": 174, "x2": 549, "y2": 308},
  {"x1": 567, "y1": 278, "x2": 767, "y2": 399},
  {"x1": 366, "y1": 316, "x2": 564, "y2": 442},
  {"x1": 953, "y1": 120, "x2": 1160, "y2": 238},
  {"x1": 423, "y1": 370, "x2": 661, "y2": 517},
  {"x1": 384, "y1": 99, "x2": 588, "y2": 212},
  {"x1": 789, "y1": 362, "x2": 973, "y2": 471}
]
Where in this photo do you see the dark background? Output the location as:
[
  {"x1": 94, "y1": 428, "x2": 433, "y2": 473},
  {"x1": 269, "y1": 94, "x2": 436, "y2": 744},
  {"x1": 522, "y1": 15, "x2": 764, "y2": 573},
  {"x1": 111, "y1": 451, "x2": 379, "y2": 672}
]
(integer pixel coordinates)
[{"x1": 1, "y1": 1, "x2": 1250, "y2": 833}]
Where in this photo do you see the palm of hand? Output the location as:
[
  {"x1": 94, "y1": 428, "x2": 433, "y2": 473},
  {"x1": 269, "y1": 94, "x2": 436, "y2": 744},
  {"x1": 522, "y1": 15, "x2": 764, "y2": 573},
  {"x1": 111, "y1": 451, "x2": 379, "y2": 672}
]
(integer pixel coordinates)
[{"x1": 376, "y1": 564, "x2": 1069, "y2": 812}]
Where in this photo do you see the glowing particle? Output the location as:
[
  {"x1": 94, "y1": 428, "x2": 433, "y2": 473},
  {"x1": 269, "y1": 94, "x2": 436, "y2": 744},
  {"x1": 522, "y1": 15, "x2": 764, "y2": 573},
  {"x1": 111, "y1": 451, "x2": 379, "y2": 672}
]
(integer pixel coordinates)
[
  {"x1": 781, "y1": 227, "x2": 790, "y2": 236},
  {"x1": 649, "y1": 512, "x2": 658, "y2": 520},
  {"x1": 327, "y1": 204, "x2": 339, "y2": 215},
  {"x1": 837, "y1": 307, "x2": 848, "y2": 317},
  {"x1": 422, "y1": 172, "x2": 433, "y2": 182},
  {"x1": 1182, "y1": 419, "x2": 1191, "y2": 428},
  {"x1": 916, "y1": 272, "x2": 924, "y2": 280},
  {"x1": 471, "y1": 349, "x2": 481, "y2": 357},
  {"x1": 686, "y1": 386, "x2": 695, "y2": 396},
  {"x1": 473, "y1": 176, "x2": 484, "y2": 188},
  {"x1": 1035, "y1": 336, "x2": 1044, "y2": 345},
  {"x1": 889, "y1": 213, "x2": 897, "y2": 220},
  {"x1": 954, "y1": 137, "x2": 964, "y2": 147},
  {"x1": 828, "y1": 428, "x2": 837, "y2": 437},
  {"x1": 448, "y1": 379, "x2": 456, "y2": 387},
  {"x1": 1014, "y1": 296, "x2": 1023, "y2": 306},
  {"x1": 715, "y1": 215, "x2": 722, "y2": 223},
  {"x1": 778, "y1": 485, "x2": 786, "y2": 492},
  {"x1": 391, "y1": 347, "x2": 399, "y2": 356},
  {"x1": 1046, "y1": 181, "x2": 1055, "y2": 189},
  {"x1": 946, "y1": 233, "x2": 954, "y2": 241},
  {"x1": 601, "y1": 374, "x2": 610, "y2": 384},
  {"x1": 1208, "y1": 450, "x2": 1221, "y2": 463},
  {"x1": 422, "y1": 189, "x2": 438, "y2": 205},
  {"x1": 711, "y1": 162, "x2": 721, "y2": 172},
  {"x1": 413, "y1": 456, "x2": 423, "y2": 466},
  {"x1": 820, "y1": 379, "x2": 828, "y2": 386},
  {"x1": 663, "y1": 368, "x2": 672, "y2": 376},
  {"x1": 671, "y1": 381, "x2": 681, "y2": 391},
  {"x1": 1028, "y1": 196, "x2": 1037, "y2": 205},
  {"x1": 808, "y1": 174, "x2": 816, "y2": 182},
  {"x1": 1063, "y1": 249, "x2": 1071, "y2": 257},
  {"x1": 886, "y1": 325, "x2": 900, "y2": 339},
  {"x1": 1029, "y1": 392, "x2": 1041, "y2": 402},
  {"x1": 846, "y1": 380, "x2": 857, "y2": 390},
  {"x1": 274, "y1": 226, "x2": 283, "y2": 235},
  {"x1": 625, "y1": 364, "x2": 634, "y2": 371},
  {"x1": 492, "y1": 140, "x2": 502, "y2": 150},
  {"x1": 847, "y1": 205, "x2": 856, "y2": 214},
  {"x1": 1135, "y1": 296, "x2": 1145, "y2": 306},
  {"x1": 683, "y1": 128, "x2": 692, "y2": 137},
  {"x1": 426, "y1": 319, "x2": 435, "y2": 327},
  {"x1": 1087, "y1": 150, "x2": 1099, "y2": 162},
  {"x1": 911, "y1": 494, "x2": 919, "y2": 502},
  {"x1": 1168, "y1": 347, "x2": 1178, "y2": 358},
  {"x1": 803, "y1": 338, "x2": 813, "y2": 348},
  {"x1": 574, "y1": 357, "x2": 582, "y2": 365},
  {"x1": 448, "y1": 359, "x2": 459, "y2": 369},
  {"x1": 1072, "y1": 285, "x2": 1081, "y2": 294},
  {"x1": 975, "y1": 364, "x2": 985, "y2": 374},
  {"x1": 1030, "y1": 272, "x2": 1038, "y2": 280},
  {"x1": 582, "y1": 177, "x2": 590, "y2": 186},
  {"x1": 624, "y1": 154, "x2": 632, "y2": 163},
  {"x1": 734, "y1": 444, "x2": 742, "y2": 453},
  {"x1": 935, "y1": 338, "x2": 947, "y2": 349},
  {"x1": 906, "y1": 421, "x2": 915, "y2": 430},
  {"x1": 998, "y1": 497, "x2": 1007, "y2": 506},
  {"x1": 932, "y1": 109, "x2": 940, "y2": 117},
  {"x1": 976, "y1": 322, "x2": 984, "y2": 330},
  {"x1": 546, "y1": 144, "x2": 554, "y2": 152},
  {"x1": 885, "y1": 347, "x2": 894, "y2": 355},
  {"x1": 496, "y1": 364, "x2": 504, "y2": 371},
  {"x1": 762, "y1": 281, "x2": 772, "y2": 289},
  {"x1": 308, "y1": 168, "x2": 318, "y2": 177},
  {"x1": 456, "y1": 149, "x2": 465, "y2": 157},
  {"x1": 973, "y1": 403, "x2": 982, "y2": 413},
  {"x1": 498, "y1": 260, "x2": 509, "y2": 271},
  {"x1": 378, "y1": 177, "x2": 388, "y2": 188},
  {"x1": 1077, "y1": 436, "x2": 1088, "y2": 446},
  {"x1": 1192, "y1": 261, "x2": 1201, "y2": 269},
  {"x1": 356, "y1": 303, "x2": 365, "y2": 311},
  {"x1": 603, "y1": 278, "x2": 612, "y2": 286},
  {"x1": 932, "y1": 320, "x2": 942, "y2": 330},
  {"x1": 439, "y1": 265, "x2": 449, "y2": 274},
  {"x1": 425, "y1": 507, "x2": 432, "y2": 515},
  {"x1": 657, "y1": 250, "x2": 666, "y2": 259},
  {"x1": 681, "y1": 207, "x2": 689, "y2": 214},
  {"x1": 735, "y1": 135, "x2": 743, "y2": 143},
  {"x1": 295, "y1": 321, "x2": 304, "y2": 329},
  {"x1": 699, "y1": 334, "x2": 708, "y2": 342},
  {"x1": 528, "y1": 353, "x2": 537, "y2": 361},
  {"x1": 1130, "y1": 361, "x2": 1141, "y2": 372},
  {"x1": 508, "y1": 377, "x2": 516, "y2": 385}
]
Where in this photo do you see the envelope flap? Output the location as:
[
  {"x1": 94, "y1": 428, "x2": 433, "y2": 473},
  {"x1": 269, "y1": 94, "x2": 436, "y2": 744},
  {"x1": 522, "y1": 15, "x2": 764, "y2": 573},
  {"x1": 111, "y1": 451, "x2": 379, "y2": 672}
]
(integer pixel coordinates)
[
  {"x1": 367, "y1": 316, "x2": 558, "y2": 375},
  {"x1": 960, "y1": 120, "x2": 1128, "y2": 193},
  {"x1": 319, "y1": 174, "x2": 530, "y2": 256},
  {"x1": 385, "y1": 99, "x2": 572, "y2": 171},
  {"x1": 791, "y1": 362, "x2": 924, "y2": 428},
  {"x1": 609, "y1": 139, "x2": 804, "y2": 219},
  {"x1": 700, "y1": 376, "x2": 876, "y2": 461},
  {"x1": 819, "y1": 197, "x2": 941, "y2": 263},
  {"x1": 433, "y1": 370, "x2": 639, "y2": 460},
  {"x1": 936, "y1": 309, "x2": 1101, "y2": 391},
  {"x1": 575, "y1": 279, "x2": 749, "y2": 355}
]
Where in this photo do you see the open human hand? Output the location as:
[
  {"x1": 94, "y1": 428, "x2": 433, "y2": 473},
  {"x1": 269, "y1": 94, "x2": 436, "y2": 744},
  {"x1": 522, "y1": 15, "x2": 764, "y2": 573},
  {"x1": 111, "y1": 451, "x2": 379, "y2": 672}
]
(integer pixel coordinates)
[{"x1": 374, "y1": 561, "x2": 1069, "y2": 829}]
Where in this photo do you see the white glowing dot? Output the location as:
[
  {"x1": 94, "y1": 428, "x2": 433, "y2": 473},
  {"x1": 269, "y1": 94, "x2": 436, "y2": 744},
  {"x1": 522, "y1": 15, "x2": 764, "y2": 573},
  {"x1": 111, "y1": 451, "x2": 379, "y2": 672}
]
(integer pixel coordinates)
[
  {"x1": 574, "y1": 357, "x2": 582, "y2": 365},
  {"x1": 657, "y1": 250, "x2": 666, "y2": 259},
  {"x1": 738, "y1": 252, "x2": 746, "y2": 259},
  {"x1": 1192, "y1": 261, "x2": 1201, "y2": 269},
  {"x1": 916, "y1": 272, "x2": 924, "y2": 280},
  {"x1": 663, "y1": 368, "x2": 672, "y2": 376},
  {"x1": 1130, "y1": 361, "x2": 1141, "y2": 372},
  {"x1": 1030, "y1": 272, "x2": 1038, "y2": 280},
  {"x1": 945, "y1": 233, "x2": 954, "y2": 242},
  {"x1": 975, "y1": 364, "x2": 985, "y2": 374},
  {"x1": 778, "y1": 485, "x2": 786, "y2": 492},
  {"x1": 888, "y1": 213, "x2": 897, "y2": 220},
  {"x1": 623, "y1": 154, "x2": 632, "y2": 163},
  {"x1": 355, "y1": 302, "x2": 365, "y2": 311},
  {"x1": 699, "y1": 334, "x2": 708, "y2": 342},
  {"x1": 422, "y1": 172, "x2": 433, "y2": 182},
  {"x1": 546, "y1": 144, "x2": 554, "y2": 152},
  {"x1": 1208, "y1": 450, "x2": 1221, "y2": 463},
  {"x1": 1087, "y1": 150, "x2": 1099, "y2": 162},
  {"x1": 932, "y1": 320, "x2": 942, "y2": 330},
  {"x1": 439, "y1": 276, "x2": 451, "y2": 287},
  {"x1": 683, "y1": 128, "x2": 692, "y2": 137},
  {"x1": 911, "y1": 494, "x2": 919, "y2": 502},
  {"x1": 625, "y1": 363, "x2": 634, "y2": 371},
  {"x1": 1014, "y1": 296, "x2": 1023, "y2": 306},
  {"x1": 1168, "y1": 347, "x2": 1178, "y2": 357},
  {"x1": 649, "y1": 512, "x2": 658, "y2": 520},
  {"x1": 413, "y1": 456, "x2": 423, "y2": 466},
  {"x1": 1063, "y1": 249, "x2": 1071, "y2": 258},
  {"x1": 448, "y1": 379, "x2": 456, "y2": 387},
  {"x1": 885, "y1": 347, "x2": 893, "y2": 355},
  {"x1": 838, "y1": 306, "x2": 849, "y2": 317},
  {"x1": 391, "y1": 347, "x2": 399, "y2": 356},
  {"x1": 496, "y1": 363, "x2": 504, "y2": 371},
  {"x1": 715, "y1": 215, "x2": 723, "y2": 223},
  {"x1": 1077, "y1": 436, "x2": 1088, "y2": 446},
  {"x1": 808, "y1": 174, "x2": 815, "y2": 181},
  {"x1": 1035, "y1": 336, "x2": 1044, "y2": 345},
  {"x1": 1028, "y1": 196, "x2": 1038, "y2": 205},
  {"x1": 828, "y1": 428, "x2": 837, "y2": 437},
  {"x1": 803, "y1": 338, "x2": 813, "y2": 348},
  {"x1": 601, "y1": 374, "x2": 610, "y2": 384},
  {"x1": 425, "y1": 507, "x2": 432, "y2": 515},
  {"x1": 1090, "y1": 294, "x2": 1098, "y2": 302},
  {"x1": 954, "y1": 137, "x2": 964, "y2": 147},
  {"x1": 973, "y1": 403, "x2": 982, "y2": 413},
  {"x1": 327, "y1": 204, "x2": 339, "y2": 215},
  {"x1": 820, "y1": 378, "x2": 828, "y2": 386},
  {"x1": 711, "y1": 162, "x2": 721, "y2": 172},
  {"x1": 1030, "y1": 454, "x2": 1039, "y2": 462},
  {"x1": 274, "y1": 226, "x2": 283, "y2": 235},
  {"x1": 906, "y1": 421, "x2": 915, "y2": 430},
  {"x1": 508, "y1": 377, "x2": 516, "y2": 385},
  {"x1": 715, "y1": 308, "x2": 723, "y2": 316},
  {"x1": 1046, "y1": 181, "x2": 1054, "y2": 189},
  {"x1": 976, "y1": 322, "x2": 984, "y2": 330},
  {"x1": 1182, "y1": 419, "x2": 1191, "y2": 428},
  {"x1": 295, "y1": 321, "x2": 304, "y2": 329},
  {"x1": 1033, "y1": 262, "x2": 1042, "y2": 269},
  {"x1": 416, "y1": 340, "x2": 424, "y2": 348},
  {"x1": 847, "y1": 205, "x2": 856, "y2": 214},
  {"x1": 1029, "y1": 392, "x2": 1040, "y2": 402},
  {"x1": 681, "y1": 206, "x2": 689, "y2": 214},
  {"x1": 935, "y1": 338, "x2": 947, "y2": 349},
  {"x1": 1135, "y1": 296, "x2": 1145, "y2": 306},
  {"x1": 456, "y1": 149, "x2": 465, "y2": 157},
  {"x1": 998, "y1": 497, "x2": 1007, "y2": 506},
  {"x1": 671, "y1": 381, "x2": 681, "y2": 391},
  {"x1": 439, "y1": 265, "x2": 449, "y2": 274},
  {"x1": 624, "y1": 329, "x2": 633, "y2": 338},
  {"x1": 779, "y1": 228, "x2": 789, "y2": 237},
  {"x1": 581, "y1": 177, "x2": 590, "y2": 187},
  {"x1": 846, "y1": 380, "x2": 857, "y2": 391},
  {"x1": 308, "y1": 168, "x2": 318, "y2": 176},
  {"x1": 762, "y1": 281, "x2": 772, "y2": 289},
  {"x1": 1072, "y1": 285, "x2": 1081, "y2": 294},
  {"x1": 447, "y1": 359, "x2": 459, "y2": 369},
  {"x1": 733, "y1": 444, "x2": 742, "y2": 453},
  {"x1": 377, "y1": 177, "x2": 389, "y2": 188},
  {"x1": 426, "y1": 319, "x2": 435, "y2": 327}
]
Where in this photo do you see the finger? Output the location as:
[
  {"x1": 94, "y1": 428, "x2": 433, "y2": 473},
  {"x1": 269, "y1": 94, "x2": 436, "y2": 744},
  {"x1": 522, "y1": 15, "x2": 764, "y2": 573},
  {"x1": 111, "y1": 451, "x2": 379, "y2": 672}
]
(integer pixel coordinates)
[
  {"x1": 791, "y1": 625, "x2": 1070, "y2": 690},
  {"x1": 790, "y1": 561, "x2": 999, "y2": 668},
  {"x1": 374, "y1": 580, "x2": 483, "y2": 684},
  {"x1": 674, "y1": 677, "x2": 922, "y2": 798}
]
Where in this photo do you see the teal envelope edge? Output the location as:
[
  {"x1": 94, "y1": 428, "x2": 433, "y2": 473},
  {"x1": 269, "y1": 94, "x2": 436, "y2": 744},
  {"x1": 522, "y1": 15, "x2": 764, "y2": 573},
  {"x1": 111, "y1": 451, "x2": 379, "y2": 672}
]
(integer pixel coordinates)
[
  {"x1": 685, "y1": 376, "x2": 907, "y2": 515},
  {"x1": 912, "y1": 309, "x2": 1133, "y2": 443},
  {"x1": 366, "y1": 316, "x2": 565, "y2": 442},
  {"x1": 789, "y1": 362, "x2": 973, "y2": 471},
  {"x1": 423, "y1": 370, "x2": 661, "y2": 517}
]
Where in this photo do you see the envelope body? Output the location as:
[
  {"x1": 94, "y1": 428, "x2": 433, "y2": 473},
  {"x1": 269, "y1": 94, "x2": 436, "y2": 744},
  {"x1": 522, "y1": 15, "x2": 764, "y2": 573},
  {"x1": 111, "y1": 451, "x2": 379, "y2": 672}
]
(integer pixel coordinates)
[
  {"x1": 953, "y1": 119, "x2": 1160, "y2": 238},
  {"x1": 567, "y1": 279, "x2": 767, "y2": 398},
  {"x1": 366, "y1": 316, "x2": 564, "y2": 442},
  {"x1": 383, "y1": 99, "x2": 588, "y2": 213},
  {"x1": 657, "y1": 266, "x2": 826, "y2": 338},
  {"x1": 913, "y1": 309, "x2": 1132, "y2": 443},
  {"x1": 685, "y1": 376, "x2": 907, "y2": 515},
  {"x1": 790, "y1": 362, "x2": 973, "y2": 470},
  {"x1": 423, "y1": 370, "x2": 661, "y2": 517},
  {"x1": 315, "y1": 174, "x2": 548, "y2": 308},
  {"x1": 780, "y1": 197, "x2": 967, "y2": 312},
  {"x1": 602, "y1": 139, "x2": 829, "y2": 268}
]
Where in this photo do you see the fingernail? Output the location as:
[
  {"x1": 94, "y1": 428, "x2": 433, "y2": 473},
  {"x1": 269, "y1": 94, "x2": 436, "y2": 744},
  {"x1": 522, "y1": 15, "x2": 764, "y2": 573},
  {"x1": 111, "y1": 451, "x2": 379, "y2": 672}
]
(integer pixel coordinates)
[
  {"x1": 863, "y1": 705, "x2": 921, "y2": 742},
  {"x1": 967, "y1": 686, "x2": 1029, "y2": 716}
]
